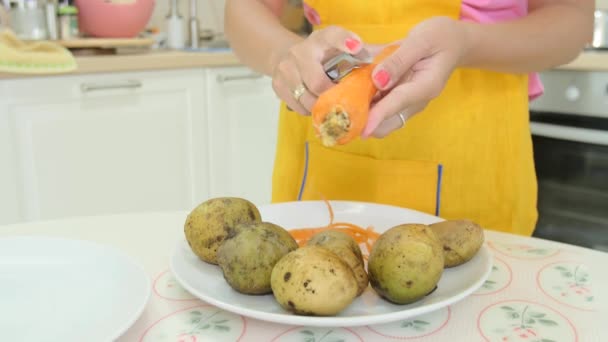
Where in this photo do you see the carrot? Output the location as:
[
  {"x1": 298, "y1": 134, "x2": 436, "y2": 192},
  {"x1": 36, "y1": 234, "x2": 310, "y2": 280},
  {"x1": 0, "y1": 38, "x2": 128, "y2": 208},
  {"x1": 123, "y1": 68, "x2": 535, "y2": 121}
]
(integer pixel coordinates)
[
  {"x1": 289, "y1": 199, "x2": 380, "y2": 254},
  {"x1": 311, "y1": 45, "x2": 399, "y2": 147}
]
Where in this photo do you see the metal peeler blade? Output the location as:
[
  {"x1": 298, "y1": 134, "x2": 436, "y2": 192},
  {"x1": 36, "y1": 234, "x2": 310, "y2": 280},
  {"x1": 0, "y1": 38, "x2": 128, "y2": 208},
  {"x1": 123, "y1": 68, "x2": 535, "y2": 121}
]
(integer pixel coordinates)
[{"x1": 323, "y1": 50, "x2": 374, "y2": 82}]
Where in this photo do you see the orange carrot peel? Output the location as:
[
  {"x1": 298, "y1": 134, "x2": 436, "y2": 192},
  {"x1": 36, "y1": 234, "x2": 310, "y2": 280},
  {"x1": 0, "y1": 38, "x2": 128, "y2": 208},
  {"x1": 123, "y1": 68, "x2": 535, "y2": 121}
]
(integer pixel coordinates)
[{"x1": 289, "y1": 199, "x2": 380, "y2": 257}]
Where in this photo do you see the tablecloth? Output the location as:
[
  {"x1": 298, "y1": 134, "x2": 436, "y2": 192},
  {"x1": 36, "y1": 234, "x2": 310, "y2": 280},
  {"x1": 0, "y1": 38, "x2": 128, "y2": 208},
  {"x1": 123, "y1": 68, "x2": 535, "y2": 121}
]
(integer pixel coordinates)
[{"x1": 1, "y1": 212, "x2": 606, "y2": 342}]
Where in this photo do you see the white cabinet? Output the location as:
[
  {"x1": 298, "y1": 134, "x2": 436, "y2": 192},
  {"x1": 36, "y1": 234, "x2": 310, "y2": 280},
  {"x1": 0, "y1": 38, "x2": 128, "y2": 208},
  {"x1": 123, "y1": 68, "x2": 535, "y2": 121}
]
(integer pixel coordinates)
[
  {"x1": 0, "y1": 69, "x2": 209, "y2": 224},
  {"x1": 0, "y1": 102, "x2": 21, "y2": 225},
  {"x1": 205, "y1": 67, "x2": 281, "y2": 206},
  {"x1": 0, "y1": 65, "x2": 281, "y2": 225}
]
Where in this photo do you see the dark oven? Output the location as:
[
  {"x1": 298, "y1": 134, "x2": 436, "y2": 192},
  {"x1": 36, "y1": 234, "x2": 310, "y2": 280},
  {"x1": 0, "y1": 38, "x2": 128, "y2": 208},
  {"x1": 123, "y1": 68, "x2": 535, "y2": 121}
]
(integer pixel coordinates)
[{"x1": 529, "y1": 68, "x2": 608, "y2": 252}]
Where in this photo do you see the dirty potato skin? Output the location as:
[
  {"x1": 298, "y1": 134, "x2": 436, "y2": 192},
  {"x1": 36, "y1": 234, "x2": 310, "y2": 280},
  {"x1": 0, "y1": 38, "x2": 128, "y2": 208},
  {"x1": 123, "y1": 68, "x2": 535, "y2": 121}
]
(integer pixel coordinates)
[
  {"x1": 184, "y1": 197, "x2": 261, "y2": 264},
  {"x1": 368, "y1": 224, "x2": 444, "y2": 305},
  {"x1": 270, "y1": 245, "x2": 358, "y2": 316},
  {"x1": 217, "y1": 222, "x2": 298, "y2": 295},
  {"x1": 430, "y1": 219, "x2": 485, "y2": 268},
  {"x1": 307, "y1": 230, "x2": 368, "y2": 296}
]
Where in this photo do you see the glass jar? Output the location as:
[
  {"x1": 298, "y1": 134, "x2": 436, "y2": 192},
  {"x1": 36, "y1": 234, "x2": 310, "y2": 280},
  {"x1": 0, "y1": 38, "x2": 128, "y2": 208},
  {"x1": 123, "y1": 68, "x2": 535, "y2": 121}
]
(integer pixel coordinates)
[{"x1": 7, "y1": 0, "x2": 49, "y2": 40}]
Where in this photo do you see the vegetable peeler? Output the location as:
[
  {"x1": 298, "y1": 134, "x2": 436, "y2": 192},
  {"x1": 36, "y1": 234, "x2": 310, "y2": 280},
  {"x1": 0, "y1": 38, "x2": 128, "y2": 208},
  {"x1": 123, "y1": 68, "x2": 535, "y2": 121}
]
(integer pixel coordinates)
[{"x1": 323, "y1": 50, "x2": 373, "y2": 82}]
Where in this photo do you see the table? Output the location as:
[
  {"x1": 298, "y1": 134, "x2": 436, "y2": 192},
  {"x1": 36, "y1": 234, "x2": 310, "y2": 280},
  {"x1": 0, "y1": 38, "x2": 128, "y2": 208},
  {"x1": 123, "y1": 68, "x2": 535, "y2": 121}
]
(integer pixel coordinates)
[{"x1": 1, "y1": 211, "x2": 606, "y2": 342}]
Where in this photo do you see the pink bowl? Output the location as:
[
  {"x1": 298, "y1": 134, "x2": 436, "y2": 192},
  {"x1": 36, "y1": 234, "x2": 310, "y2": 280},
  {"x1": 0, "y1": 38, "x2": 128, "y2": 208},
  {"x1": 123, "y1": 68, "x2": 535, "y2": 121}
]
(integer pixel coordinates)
[{"x1": 75, "y1": 0, "x2": 156, "y2": 38}]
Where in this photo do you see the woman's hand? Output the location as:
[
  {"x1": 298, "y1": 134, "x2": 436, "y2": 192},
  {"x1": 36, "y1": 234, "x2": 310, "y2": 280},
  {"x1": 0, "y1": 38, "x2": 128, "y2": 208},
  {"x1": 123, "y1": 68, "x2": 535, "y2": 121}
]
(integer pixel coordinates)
[
  {"x1": 362, "y1": 17, "x2": 471, "y2": 138},
  {"x1": 270, "y1": 26, "x2": 364, "y2": 115}
]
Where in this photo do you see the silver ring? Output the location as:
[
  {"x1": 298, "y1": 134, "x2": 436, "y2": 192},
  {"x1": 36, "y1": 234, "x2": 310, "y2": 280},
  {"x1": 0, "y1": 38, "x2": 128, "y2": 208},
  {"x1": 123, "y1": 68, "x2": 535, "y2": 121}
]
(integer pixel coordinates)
[
  {"x1": 397, "y1": 112, "x2": 406, "y2": 128},
  {"x1": 292, "y1": 83, "x2": 307, "y2": 102}
]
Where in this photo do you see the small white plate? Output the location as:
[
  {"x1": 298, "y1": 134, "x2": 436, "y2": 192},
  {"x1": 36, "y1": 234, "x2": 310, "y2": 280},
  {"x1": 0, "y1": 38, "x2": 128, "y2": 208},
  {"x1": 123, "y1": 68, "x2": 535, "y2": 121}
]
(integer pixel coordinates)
[
  {"x1": 170, "y1": 200, "x2": 493, "y2": 327},
  {"x1": 0, "y1": 236, "x2": 151, "y2": 342}
]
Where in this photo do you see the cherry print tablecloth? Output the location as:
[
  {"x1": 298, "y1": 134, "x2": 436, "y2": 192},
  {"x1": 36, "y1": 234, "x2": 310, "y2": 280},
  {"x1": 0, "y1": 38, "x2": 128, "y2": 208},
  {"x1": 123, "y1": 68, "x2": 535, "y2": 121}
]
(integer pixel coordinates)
[{"x1": 1, "y1": 212, "x2": 606, "y2": 342}]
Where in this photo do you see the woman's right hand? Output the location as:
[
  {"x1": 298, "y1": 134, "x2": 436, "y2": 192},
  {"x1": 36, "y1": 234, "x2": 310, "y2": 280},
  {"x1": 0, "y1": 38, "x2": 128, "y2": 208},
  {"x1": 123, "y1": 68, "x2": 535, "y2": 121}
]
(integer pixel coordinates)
[{"x1": 270, "y1": 26, "x2": 364, "y2": 115}]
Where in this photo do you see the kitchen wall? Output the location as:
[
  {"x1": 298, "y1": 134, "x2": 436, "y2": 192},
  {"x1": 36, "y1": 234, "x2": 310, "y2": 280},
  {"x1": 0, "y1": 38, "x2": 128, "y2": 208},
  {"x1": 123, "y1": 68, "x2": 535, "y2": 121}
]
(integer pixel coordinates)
[
  {"x1": 149, "y1": 0, "x2": 306, "y2": 38},
  {"x1": 149, "y1": 0, "x2": 226, "y2": 36},
  {"x1": 148, "y1": 0, "x2": 608, "y2": 38}
]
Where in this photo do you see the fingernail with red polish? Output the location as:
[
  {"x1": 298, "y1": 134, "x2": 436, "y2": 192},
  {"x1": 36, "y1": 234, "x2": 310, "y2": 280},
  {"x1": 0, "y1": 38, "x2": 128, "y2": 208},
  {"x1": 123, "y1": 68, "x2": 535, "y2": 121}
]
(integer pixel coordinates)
[
  {"x1": 374, "y1": 70, "x2": 390, "y2": 88},
  {"x1": 345, "y1": 38, "x2": 360, "y2": 52}
]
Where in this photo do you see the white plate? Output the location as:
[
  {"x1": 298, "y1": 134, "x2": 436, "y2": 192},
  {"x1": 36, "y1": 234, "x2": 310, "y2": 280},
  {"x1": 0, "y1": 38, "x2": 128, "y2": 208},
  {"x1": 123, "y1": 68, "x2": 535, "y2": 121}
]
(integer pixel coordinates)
[
  {"x1": 0, "y1": 236, "x2": 151, "y2": 342},
  {"x1": 170, "y1": 200, "x2": 493, "y2": 327}
]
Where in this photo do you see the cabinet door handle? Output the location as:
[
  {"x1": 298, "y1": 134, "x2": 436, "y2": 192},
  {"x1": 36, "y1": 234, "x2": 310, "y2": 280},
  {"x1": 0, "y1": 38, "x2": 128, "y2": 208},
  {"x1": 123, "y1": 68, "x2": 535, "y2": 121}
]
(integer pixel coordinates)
[
  {"x1": 80, "y1": 80, "x2": 143, "y2": 93},
  {"x1": 216, "y1": 73, "x2": 263, "y2": 83}
]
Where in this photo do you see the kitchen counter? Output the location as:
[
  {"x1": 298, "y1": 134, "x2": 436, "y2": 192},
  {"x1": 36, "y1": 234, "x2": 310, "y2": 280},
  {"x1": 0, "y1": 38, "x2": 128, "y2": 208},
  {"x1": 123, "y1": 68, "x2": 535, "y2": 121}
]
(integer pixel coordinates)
[
  {"x1": 1, "y1": 49, "x2": 607, "y2": 80},
  {"x1": 74, "y1": 50, "x2": 243, "y2": 73},
  {"x1": 557, "y1": 50, "x2": 608, "y2": 71},
  {"x1": 0, "y1": 50, "x2": 243, "y2": 79}
]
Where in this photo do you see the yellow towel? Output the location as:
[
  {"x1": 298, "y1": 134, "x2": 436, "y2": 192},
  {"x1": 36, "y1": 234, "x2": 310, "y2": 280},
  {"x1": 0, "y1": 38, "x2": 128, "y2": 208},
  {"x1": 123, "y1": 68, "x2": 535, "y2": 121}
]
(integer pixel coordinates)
[{"x1": 0, "y1": 29, "x2": 76, "y2": 74}]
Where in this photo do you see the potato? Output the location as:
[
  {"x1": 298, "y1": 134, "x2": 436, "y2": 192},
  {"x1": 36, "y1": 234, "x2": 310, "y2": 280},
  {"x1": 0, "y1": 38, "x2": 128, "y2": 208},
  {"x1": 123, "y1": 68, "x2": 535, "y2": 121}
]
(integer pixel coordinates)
[
  {"x1": 270, "y1": 245, "x2": 358, "y2": 316},
  {"x1": 307, "y1": 230, "x2": 368, "y2": 296},
  {"x1": 307, "y1": 230, "x2": 362, "y2": 259},
  {"x1": 368, "y1": 224, "x2": 444, "y2": 304},
  {"x1": 184, "y1": 197, "x2": 261, "y2": 264},
  {"x1": 429, "y1": 219, "x2": 485, "y2": 268},
  {"x1": 217, "y1": 221, "x2": 298, "y2": 294}
]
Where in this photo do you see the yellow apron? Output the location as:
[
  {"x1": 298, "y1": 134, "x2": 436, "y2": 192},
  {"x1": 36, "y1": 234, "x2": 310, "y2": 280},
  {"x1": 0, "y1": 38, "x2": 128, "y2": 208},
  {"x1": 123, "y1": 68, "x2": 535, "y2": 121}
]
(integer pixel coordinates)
[{"x1": 271, "y1": 0, "x2": 538, "y2": 236}]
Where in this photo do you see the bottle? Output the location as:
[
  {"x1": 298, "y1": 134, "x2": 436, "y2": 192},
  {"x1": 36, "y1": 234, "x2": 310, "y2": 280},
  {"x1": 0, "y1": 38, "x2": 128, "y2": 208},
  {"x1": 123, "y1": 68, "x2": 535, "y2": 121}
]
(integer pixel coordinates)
[
  {"x1": 166, "y1": 0, "x2": 184, "y2": 49},
  {"x1": 45, "y1": 1, "x2": 58, "y2": 39},
  {"x1": 188, "y1": 0, "x2": 199, "y2": 49},
  {"x1": 57, "y1": 3, "x2": 78, "y2": 40}
]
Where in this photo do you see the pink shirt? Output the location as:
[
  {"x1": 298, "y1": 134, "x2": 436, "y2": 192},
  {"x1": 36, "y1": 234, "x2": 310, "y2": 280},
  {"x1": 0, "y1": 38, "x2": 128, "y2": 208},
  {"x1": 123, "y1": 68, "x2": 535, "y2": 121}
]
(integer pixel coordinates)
[
  {"x1": 461, "y1": 0, "x2": 544, "y2": 100},
  {"x1": 303, "y1": 1, "x2": 544, "y2": 100}
]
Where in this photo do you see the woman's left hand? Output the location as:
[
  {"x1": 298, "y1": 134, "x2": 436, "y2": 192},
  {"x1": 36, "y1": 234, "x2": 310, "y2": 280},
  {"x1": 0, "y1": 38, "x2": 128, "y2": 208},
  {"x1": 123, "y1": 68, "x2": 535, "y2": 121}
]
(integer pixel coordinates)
[{"x1": 362, "y1": 17, "x2": 471, "y2": 138}]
